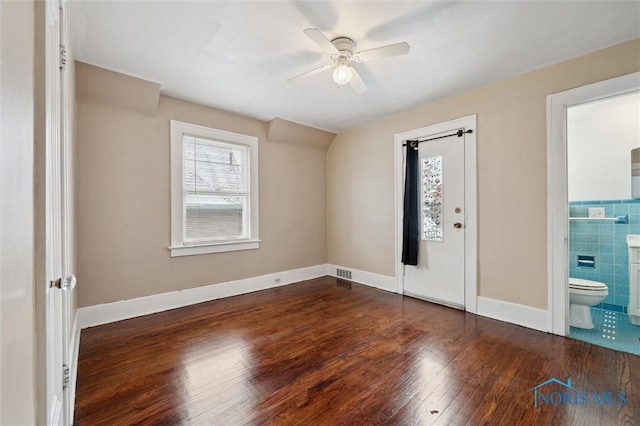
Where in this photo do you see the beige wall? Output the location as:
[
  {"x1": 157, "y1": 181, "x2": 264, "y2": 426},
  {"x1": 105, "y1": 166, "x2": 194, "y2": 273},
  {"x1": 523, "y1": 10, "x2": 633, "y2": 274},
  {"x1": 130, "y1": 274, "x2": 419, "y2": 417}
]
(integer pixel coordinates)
[
  {"x1": 0, "y1": 1, "x2": 37, "y2": 424},
  {"x1": 66, "y1": 44, "x2": 79, "y2": 366},
  {"x1": 328, "y1": 39, "x2": 640, "y2": 310},
  {"x1": 76, "y1": 63, "x2": 331, "y2": 307}
]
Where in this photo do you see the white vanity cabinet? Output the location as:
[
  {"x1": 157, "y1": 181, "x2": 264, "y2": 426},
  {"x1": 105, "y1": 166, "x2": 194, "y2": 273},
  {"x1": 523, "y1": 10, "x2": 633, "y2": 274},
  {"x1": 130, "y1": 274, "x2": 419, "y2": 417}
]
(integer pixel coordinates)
[{"x1": 626, "y1": 235, "x2": 640, "y2": 325}]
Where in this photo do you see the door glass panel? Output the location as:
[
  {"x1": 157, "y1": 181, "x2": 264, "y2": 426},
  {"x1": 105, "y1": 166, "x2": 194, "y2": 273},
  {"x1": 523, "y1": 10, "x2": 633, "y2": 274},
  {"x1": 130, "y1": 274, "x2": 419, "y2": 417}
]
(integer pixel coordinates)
[{"x1": 422, "y1": 156, "x2": 443, "y2": 241}]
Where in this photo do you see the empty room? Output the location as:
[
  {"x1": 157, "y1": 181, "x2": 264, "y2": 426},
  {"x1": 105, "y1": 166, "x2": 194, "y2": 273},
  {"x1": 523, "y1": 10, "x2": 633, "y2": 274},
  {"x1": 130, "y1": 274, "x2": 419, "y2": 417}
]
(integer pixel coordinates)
[{"x1": 2, "y1": 0, "x2": 640, "y2": 425}]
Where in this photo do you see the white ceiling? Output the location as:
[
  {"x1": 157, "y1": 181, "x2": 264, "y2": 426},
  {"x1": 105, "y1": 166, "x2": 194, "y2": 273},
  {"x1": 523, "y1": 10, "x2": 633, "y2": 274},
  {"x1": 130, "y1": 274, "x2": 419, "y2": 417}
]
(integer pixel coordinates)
[{"x1": 70, "y1": 1, "x2": 640, "y2": 133}]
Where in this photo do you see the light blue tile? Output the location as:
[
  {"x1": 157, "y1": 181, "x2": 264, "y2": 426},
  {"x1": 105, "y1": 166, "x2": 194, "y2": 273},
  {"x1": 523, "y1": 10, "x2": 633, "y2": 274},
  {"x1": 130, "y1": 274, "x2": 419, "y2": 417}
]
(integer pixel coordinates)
[
  {"x1": 615, "y1": 263, "x2": 629, "y2": 276},
  {"x1": 615, "y1": 273, "x2": 630, "y2": 285},
  {"x1": 599, "y1": 234, "x2": 614, "y2": 245},
  {"x1": 572, "y1": 221, "x2": 586, "y2": 233},
  {"x1": 570, "y1": 309, "x2": 638, "y2": 355},
  {"x1": 584, "y1": 202, "x2": 603, "y2": 206},
  {"x1": 572, "y1": 233, "x2": 586, "y2": 243},
  {"x1": 614, "y1": 284, "x2": 629, "y2": 296},
  {"x1": 584, "y1": 270, "x2": 601, "y2": 281},
  {"x1": 615, "y1": 233, "x2": 629, "y2": 245},
  {"x1": 572, "y1": 269, "x2": 587, "y2": 279},
  {"x1": 614, "y1": 204, "x2": 630, "y2": 215},
  {"x1": 629, "y1": 204, "x2": 640, "y2": 215},
  {"x1": 599, "y1": 222, "x2": 614, "y2": 235},
  {"x1": 623, "y1": 198, "x2": 640, "y2": 204},
  {"x1": 614, "y1": 254, "x2": 629, "y2": 266},
  {"x1": 599, "y1": 243, "x2": 614, "y2": 254},
  {"x1": 630, "y1": 224, "x2": 640, "y2": 234},
  {"x1": 629, "y1": 214, "x2": 640, "y2": 224},
  {"x1": 601, "y1": 303, "x2": 624, "y2": 313},
  {"x1": 604, "y1": 294, "x2": 615, "y2": 304},
  {"x1": 599, "y1": 253, "x2": 615, "y2": 264},
  {"x1": 614, "y1": 223, "x2": 630, "y2": 234},
  {"x1": 616, "y1": 295, "x2": 629, "y2": 307},
  {"x1": 585, "y1": 243, "x2": 600, "y2": 253},
  {"x1": 614, "y1": 241, "x2": 629, "y2": 255},
  {"x1": 604, "y1": 205, "x2": 615, "y2": 216},
  {"x1": 585, "y1": 222, "x2": 600, "y2": 233},
  {"x1": 585, "y1": 234, "x2": 600, "y2": 244},
  {"x1": 600, "y1": 273, "x2": 615, "y2": 286},
  {"x1": 569, "y1": 255, "x2": 578, "y2": 268},
  {"x1": 570, "y1": 205, "x2": 585, "y2": 216},
  {"x1": 572, "y1": 233, "x2": 587, "y2": 243},
  {"x1": 600, "y1": 263, "x2": 616, "y2": 274}
]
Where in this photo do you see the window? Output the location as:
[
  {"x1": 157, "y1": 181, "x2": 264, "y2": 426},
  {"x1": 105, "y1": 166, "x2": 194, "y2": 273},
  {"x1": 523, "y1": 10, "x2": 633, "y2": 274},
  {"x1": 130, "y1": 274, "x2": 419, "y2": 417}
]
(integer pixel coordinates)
[{"x1": 170, "y1": 120, "x2": 259, "y2": 257}]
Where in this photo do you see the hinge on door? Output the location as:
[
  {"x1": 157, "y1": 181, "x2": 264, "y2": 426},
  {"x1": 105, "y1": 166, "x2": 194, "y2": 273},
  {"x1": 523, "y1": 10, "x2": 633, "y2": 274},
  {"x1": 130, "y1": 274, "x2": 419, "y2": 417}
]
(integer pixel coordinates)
[
  {"x1": 59, "y1": 44, "x2": 67, "y2": 72},
  {"x1": 62, "y1": 363, "x2": 70, "y2": 390}
]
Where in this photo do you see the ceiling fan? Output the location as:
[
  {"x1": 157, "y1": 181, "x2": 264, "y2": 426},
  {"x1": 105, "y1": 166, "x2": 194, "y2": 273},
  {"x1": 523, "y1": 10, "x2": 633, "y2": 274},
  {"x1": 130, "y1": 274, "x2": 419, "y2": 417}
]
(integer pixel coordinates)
[{"x1": 288, "y1": 28, "x2": 410, "y2": 94}]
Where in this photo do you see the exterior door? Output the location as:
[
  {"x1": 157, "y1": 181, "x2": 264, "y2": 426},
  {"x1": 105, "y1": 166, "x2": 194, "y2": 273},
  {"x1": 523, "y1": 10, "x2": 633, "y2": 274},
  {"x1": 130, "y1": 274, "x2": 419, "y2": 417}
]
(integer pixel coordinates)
[{"x1": 403, "y1": 130, "x2": 466, "y2": 308}]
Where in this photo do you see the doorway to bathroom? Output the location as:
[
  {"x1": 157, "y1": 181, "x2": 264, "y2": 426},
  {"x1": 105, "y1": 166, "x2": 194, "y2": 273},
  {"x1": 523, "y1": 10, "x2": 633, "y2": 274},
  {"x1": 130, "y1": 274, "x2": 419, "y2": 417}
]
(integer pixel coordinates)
[{"x1": 547, "y1": 72, "x2": 640, "y2": 355}]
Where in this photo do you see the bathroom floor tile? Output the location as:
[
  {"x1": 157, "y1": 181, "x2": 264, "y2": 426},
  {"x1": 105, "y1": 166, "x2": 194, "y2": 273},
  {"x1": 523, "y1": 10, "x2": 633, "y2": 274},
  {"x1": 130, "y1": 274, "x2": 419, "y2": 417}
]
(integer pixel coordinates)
[{"x1": 569, "y1": 308, "x2": 640, "y2": 355}]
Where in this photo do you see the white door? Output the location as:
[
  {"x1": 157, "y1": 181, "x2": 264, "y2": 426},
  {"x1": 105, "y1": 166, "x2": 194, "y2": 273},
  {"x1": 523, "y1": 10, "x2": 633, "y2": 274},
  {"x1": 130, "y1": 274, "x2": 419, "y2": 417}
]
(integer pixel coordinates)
[
  {"x1": 403, "y1": 129, "x2": 466, "y2": 308},
  {"x1": 44, "y1": 1, "x2": 71, "y2": 424}
]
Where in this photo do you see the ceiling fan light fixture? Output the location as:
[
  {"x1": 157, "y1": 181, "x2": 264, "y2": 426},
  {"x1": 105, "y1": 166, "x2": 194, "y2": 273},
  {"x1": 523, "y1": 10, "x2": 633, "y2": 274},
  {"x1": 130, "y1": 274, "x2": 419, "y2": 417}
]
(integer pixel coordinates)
[{"x1": 332, "y1": 65, "x2": 353, "y2": 85}]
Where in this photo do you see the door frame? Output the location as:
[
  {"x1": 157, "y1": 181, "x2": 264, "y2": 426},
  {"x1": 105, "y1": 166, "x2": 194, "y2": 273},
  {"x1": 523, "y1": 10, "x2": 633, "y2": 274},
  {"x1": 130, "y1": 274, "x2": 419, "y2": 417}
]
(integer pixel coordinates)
[
  {"x1": 35, "y1": 0, "x2": 72, "y2": 424},
  {"x1": 546, "y1": 72, "x2": 640, "y2": 336},
  {"x1": 394, "y1": 114, "x2": 478, "y2": 313}
]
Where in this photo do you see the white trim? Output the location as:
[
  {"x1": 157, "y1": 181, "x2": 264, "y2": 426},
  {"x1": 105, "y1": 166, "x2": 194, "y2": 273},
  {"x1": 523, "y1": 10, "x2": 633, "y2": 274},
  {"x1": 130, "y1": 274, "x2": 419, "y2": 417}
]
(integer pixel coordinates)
[
  {"x1": 170, "y1": 120, "x2": 260, "y2": 256},
  {"x1": 476, "y1": 296, "x2": 548, "y2": 332},
  {"x1": 393, "y1": 115, "x2": 478, "y2": 313},
  {"x1": 546, "y1": 72, "x2": 640, "y2": 336},
  {"x1": 169, "y1": 239, "x2": 260, "y2": 257},
  {"x1": 78, "y1": 264, "x2": 328, "y2": 328},
  {"x1": 50, "y1": 396, "x2": 62, "y2": 426},
  {"x1": 327, "y1": 264, "x2": 396, "y2": 293},
  {"x1": 68, "y1": 313, "x2": 80, "y2": 426}
]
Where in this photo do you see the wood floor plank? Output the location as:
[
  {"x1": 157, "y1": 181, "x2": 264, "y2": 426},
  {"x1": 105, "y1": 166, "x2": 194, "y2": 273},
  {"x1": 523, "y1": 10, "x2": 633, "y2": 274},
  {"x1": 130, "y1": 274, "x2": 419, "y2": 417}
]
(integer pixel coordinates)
[{"x1": 75, "y1": 277, "x2": 639, "y2": 425}]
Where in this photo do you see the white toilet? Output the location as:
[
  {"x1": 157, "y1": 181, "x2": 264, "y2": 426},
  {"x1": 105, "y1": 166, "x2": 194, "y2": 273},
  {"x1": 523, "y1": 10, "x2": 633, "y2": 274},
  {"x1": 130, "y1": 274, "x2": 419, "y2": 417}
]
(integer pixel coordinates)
[{"x1": 569, "y1": 278, "x2": 609, "y2": 329}]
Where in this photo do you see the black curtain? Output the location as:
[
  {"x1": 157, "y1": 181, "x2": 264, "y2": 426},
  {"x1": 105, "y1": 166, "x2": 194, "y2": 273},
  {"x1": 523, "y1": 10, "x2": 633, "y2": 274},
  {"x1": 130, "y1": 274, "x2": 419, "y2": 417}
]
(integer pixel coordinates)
[{"x1": 402, "y1": 143, "x2": 419, "y2": 265}]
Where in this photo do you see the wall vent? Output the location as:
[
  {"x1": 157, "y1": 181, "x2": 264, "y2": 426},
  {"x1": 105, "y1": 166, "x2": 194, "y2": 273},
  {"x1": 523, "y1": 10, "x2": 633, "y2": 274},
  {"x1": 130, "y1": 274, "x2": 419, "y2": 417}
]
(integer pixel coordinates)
[
  {"x1": 336, "y1": 268, "x2": 352, "y2": 280},
  {"x1": 577, "y1": 255, "x2": 596, "y2": 269}
]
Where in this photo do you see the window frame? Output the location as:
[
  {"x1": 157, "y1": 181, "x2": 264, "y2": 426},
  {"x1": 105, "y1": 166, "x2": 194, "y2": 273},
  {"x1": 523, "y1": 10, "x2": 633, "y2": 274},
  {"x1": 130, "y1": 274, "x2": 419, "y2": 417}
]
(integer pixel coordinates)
[{"x1": 170, "y1": 120, "x2": 259, "y2": 257}]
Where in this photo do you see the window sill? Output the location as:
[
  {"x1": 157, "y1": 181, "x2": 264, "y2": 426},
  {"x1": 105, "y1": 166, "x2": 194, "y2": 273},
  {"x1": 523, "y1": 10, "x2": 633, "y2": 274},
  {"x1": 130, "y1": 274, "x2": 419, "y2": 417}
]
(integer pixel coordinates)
[{"x1": 169, "y1": 239, "x2": 260, "y2": 257}]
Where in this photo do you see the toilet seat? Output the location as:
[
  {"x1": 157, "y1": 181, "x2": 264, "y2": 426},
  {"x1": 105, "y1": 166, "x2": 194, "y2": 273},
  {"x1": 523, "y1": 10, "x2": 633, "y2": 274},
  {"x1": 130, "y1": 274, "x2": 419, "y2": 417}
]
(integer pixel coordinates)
[{"x1": 569, "y1": 278, "x2": 608, "y2": 291}]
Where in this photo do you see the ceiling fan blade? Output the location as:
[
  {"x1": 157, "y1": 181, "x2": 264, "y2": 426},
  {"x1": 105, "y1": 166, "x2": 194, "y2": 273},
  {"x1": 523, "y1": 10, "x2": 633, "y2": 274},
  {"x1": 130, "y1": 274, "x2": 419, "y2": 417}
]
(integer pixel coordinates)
[
  {"x1": 287, "y1": 63, "x2": 335, "y2": 82},
  {"x1": 303, "y1": 28, "x2": 339, "y2": 54},
  {"x1": 349, "y1": 67, "x2": 367, "y2": 94},
  {"x1": 355, "y1": 42, "x2": 410, "y2": 62}
]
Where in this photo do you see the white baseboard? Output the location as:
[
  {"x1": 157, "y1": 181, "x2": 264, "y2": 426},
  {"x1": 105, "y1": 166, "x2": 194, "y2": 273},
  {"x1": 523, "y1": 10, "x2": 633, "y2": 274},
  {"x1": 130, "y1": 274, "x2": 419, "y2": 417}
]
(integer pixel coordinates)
[
  {"x1": 476, "y1": 296, "x2": 549, "y2": 332},
  {"x1": 327, "y1": 264, "x2": 397, "y2": 293},
  {"x1": 69, "y1": 312, "x2": 80, "y2": 425},
  {"x1": 78, "y1": 264, "x2": 328, "y2": 329}
]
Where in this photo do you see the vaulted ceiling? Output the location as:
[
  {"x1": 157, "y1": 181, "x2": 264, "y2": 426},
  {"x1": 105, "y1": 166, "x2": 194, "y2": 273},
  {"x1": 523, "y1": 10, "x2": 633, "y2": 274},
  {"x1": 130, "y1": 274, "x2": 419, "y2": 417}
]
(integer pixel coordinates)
[{"x1": 70, "y1": 1, "x2": 640, "y2": 132}]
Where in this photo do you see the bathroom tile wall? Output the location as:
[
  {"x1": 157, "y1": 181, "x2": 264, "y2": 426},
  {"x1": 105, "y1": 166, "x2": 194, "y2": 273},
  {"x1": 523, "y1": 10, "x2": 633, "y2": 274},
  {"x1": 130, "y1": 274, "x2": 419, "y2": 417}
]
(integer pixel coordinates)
[{"x1": 569, "y1": 199, "x2": 640, "y2": 312}]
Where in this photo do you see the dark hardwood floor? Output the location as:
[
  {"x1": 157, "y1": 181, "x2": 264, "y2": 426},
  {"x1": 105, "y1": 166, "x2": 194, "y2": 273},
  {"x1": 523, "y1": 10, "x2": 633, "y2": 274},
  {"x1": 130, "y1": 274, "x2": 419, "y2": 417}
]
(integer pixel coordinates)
[{"x1": 75, "y1": 277, "x2": 639, "y2": 425}]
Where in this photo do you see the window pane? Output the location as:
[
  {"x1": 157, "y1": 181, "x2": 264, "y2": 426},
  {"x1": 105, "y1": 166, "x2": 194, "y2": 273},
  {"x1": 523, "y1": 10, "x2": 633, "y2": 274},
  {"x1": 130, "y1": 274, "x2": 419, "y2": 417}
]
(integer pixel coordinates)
[
  {"x1": 422, "y1": 156, "x2": 443, "y2": 241},
  {"x1": 184, "y1": 194, "x2": 246, "y2": 242},
  {"x1": 184, "y1": 137, "x2": 245, "y2": 193}
]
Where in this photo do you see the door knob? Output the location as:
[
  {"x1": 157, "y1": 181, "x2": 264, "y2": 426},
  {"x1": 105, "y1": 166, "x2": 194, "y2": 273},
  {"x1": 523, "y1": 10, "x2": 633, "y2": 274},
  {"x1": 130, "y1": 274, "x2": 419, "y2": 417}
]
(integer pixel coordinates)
[
  {"x1": 453, "y1": 222, "x2": 462, "y2": 229},
  {"x1": 50, "y1": 274, "x2": 77, "y2": 290}
]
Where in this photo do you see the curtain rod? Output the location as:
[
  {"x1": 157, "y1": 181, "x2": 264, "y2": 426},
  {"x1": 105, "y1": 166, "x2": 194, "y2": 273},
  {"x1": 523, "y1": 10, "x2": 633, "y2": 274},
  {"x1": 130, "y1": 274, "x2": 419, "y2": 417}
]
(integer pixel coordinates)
[{"x1": 403, "y1": 129, "x2": 473, "y2": 149}]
